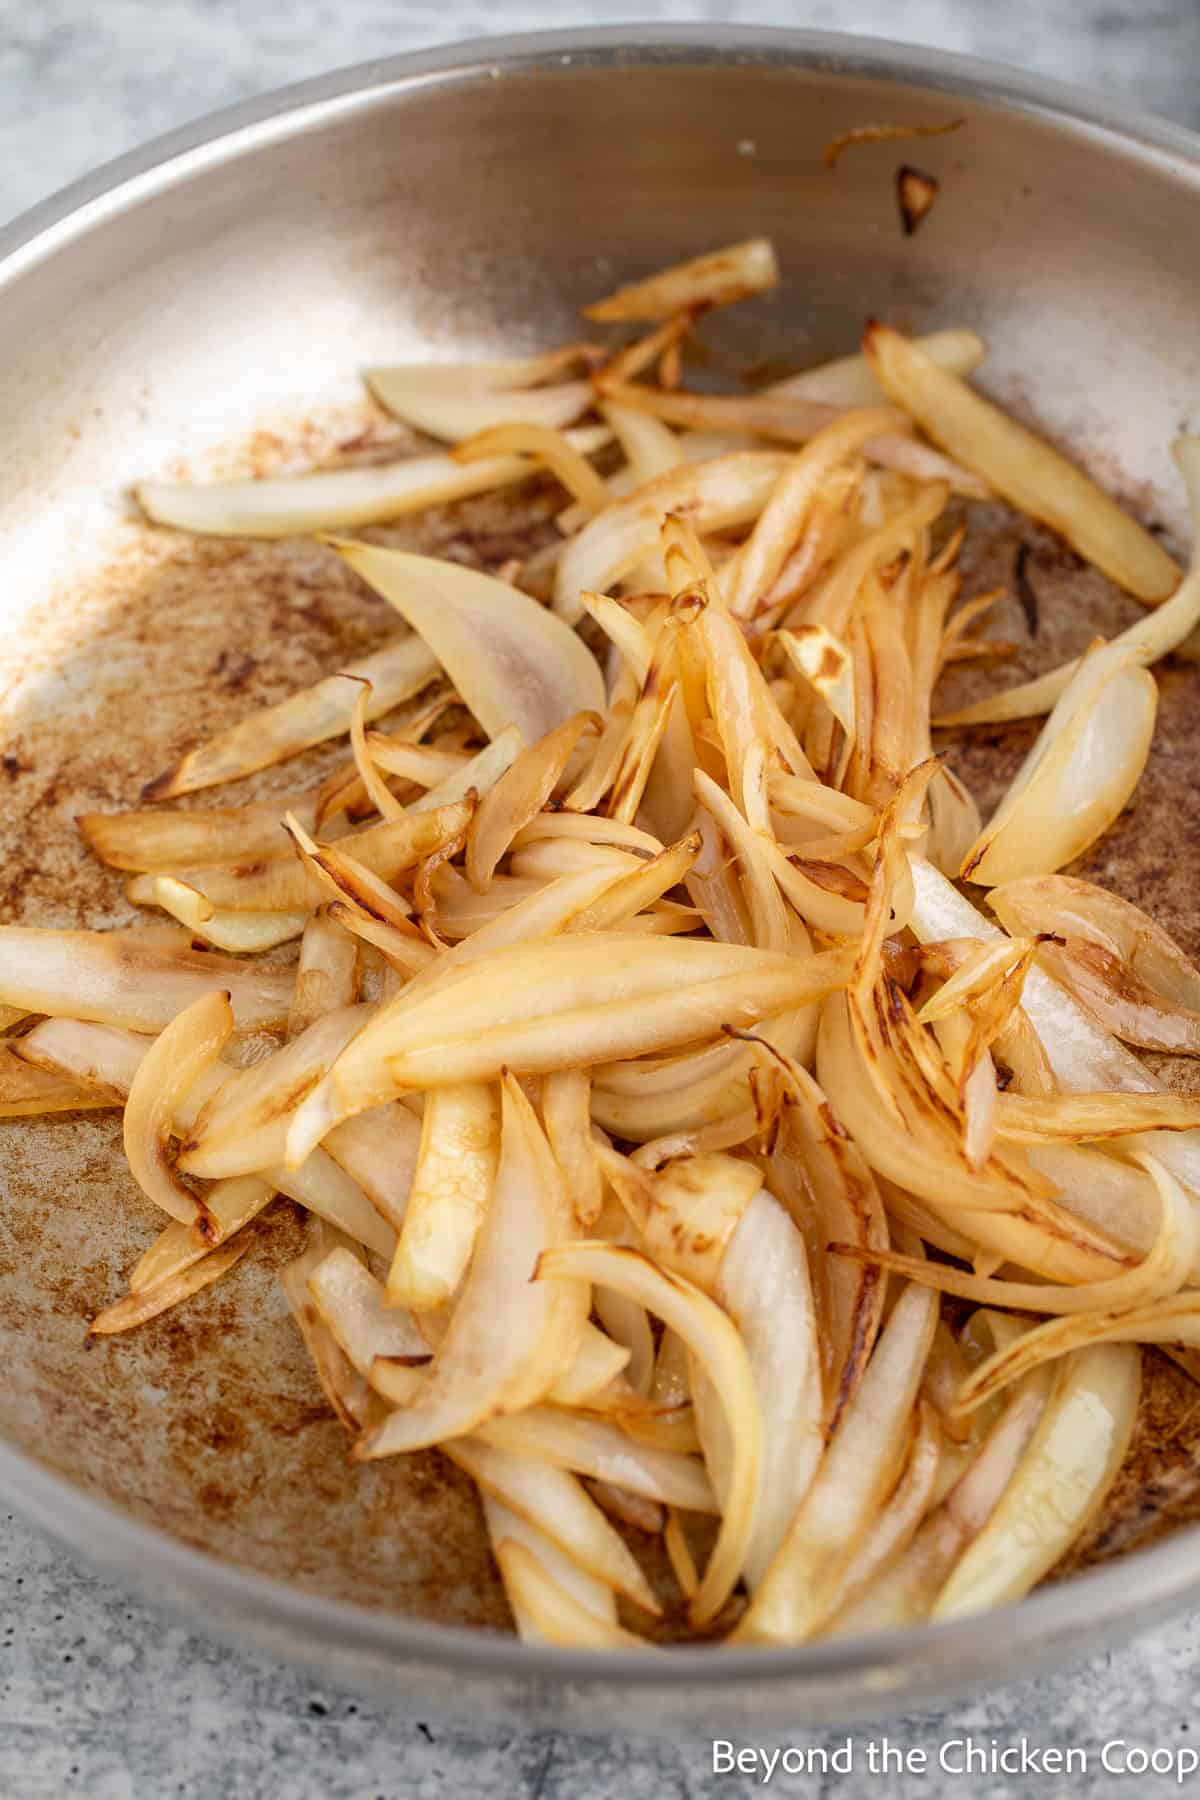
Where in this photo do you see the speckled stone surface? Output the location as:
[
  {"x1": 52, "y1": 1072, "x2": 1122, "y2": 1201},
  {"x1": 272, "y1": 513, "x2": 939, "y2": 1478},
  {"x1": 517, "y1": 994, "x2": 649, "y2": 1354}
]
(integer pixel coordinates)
[{"x1": 4, "y1": 3, "x2": 1200, "y2": 1796}]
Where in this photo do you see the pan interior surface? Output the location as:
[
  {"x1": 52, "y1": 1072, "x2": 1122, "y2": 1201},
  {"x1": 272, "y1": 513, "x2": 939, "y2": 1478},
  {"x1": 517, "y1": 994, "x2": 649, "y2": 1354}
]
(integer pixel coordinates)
[{"x1": 3, "y1": 29, "x2": 1200, "y2": 1724}]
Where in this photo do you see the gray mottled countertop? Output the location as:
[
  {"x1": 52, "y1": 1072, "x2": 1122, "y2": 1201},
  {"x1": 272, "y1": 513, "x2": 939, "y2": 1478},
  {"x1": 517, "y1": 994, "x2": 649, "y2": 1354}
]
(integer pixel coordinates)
[{"x1": 5, "y1": 3, "x2": 1200, "y2": 1797}]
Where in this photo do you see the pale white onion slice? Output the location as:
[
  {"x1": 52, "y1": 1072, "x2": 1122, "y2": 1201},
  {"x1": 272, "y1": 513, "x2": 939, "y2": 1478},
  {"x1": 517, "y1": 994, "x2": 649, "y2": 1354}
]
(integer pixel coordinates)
[
  {"x1": 932, "y1": 1343, "x2": 1140, "y2": 1620},
  {"x1": 268, "y1": 1150, "x2": 397, "y2": 1259},
  {"x1": 481, "y1": 1495, "x2": 618, "y2": 1643},
  {"x1": 89, "y1": 1237, "x2": 252, "y2": 1336},
  {"x1": 960, "y1": 650, "x2": 1157, "y2": 886},
  {"x1": 830, "y1": 1362, "x2": 1053, "y2": 1634},
  {"x1": 821, "y1": 1401, "x2": 943, "y2": 1622},
  {"x1": 547, "y1": 1322, "x2": 632, "y2": 1405},
  {"x1": 366, "y1": 345, "x2": 597, "y2": 393},
  {"x1": 288, "y1": 911, "x2": 359, "y2": 1038},
  {"x1": 702, "y1": 1189, "x2": 824, "y2": 1590},
  {"x1": 365, "y1": 374, "x2": 592, "y2": 440},
  {"x1": 138, "y1": 444, "x2": 568, "y2": 539},
  {"x1": 323, "y1": 1102, "x2": 421, "y2": 1233},
  {"x1": 0, "y1": 929, "x2": 293, "y2": 1032},
  {"x1": 737, "y1": 1283, "x2": 938, "y2": 1643},
  {"x1": 542, "y1": 1066, "x2": 603, "y2": 1227},
  {"x1": 327, "y1": 541, "x2": 605, "y2": 744}
]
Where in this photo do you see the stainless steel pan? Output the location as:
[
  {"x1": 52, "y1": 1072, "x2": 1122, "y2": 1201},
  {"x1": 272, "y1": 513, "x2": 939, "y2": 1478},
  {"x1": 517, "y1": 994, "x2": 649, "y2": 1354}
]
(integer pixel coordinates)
[{"x1": 2, "y1": 24, "x2": 1200, "y2": 1733}]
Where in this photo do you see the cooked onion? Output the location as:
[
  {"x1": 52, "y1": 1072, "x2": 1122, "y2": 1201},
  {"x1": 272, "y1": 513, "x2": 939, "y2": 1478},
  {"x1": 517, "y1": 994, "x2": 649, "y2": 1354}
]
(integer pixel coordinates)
[
  {"x1": 866, "y1": 324, "x2": 1180, "y2": 602},
  {"x1": 18, "y1": 235, "x2": 1200, "y2": 1653},
  {"x1": 123, "y1": 990, "x2": 233, "y2": 1226},
  {"x1": 355, "y1": 1076, "x2": 587, "y2": 1456},
  {"x1": 583, "y1": 238, "x2": 779, "y2": 322},
  {"x1": 536, "y1": 1241, "x2": 762, "y2": 1626}
]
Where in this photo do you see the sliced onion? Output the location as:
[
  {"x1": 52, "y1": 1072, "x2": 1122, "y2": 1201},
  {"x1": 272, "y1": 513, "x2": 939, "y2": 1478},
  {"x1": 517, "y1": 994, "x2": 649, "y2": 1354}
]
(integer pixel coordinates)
[
  {"x1": 301, "y1": 934, "x2": 852, "y2": 1143},
  {"x1": 0, "y1": 928, "x2": 293, "y2": 1032},
  {"x1": 89, "y1": 1236, "x2": 251, "y2": 1336},
  {"x1": 145, "y1": 635, "x2": 439, "y2": 800},
  {"x1": 366, "y1": 373, "x2": 593, "y2": 441},
  {"x1": 997, "y1": 1089, "x2": 1200, "y2": 1141},
  {"x1": 385, "y1": 1082, "x2": 499, "y2": 1310},
  {"x1": 536, "y1": 1240, "x2": 762, "y2": 1626},
  {"x1": 600, "y1": 1145, "x2": 763, "y2": 1294},
  {"x1": 725, "y1": 409, "x2": 907, "y2": 617},
  {"x1": 365, "y1": 345, "x2": 598, "y2": 393},
  {"x1": 864, "y1": 324, "x2": 1180, "y2": 602},
  {"x1": 737, "y1": 1282, "x2": 938, "y2": 1643},
  {"x1": 599, "y1": 400, "x2": 685, "y2": 484},
  {"x1": 705, "y1": 1188, "x2": 824, "y2": 1589},
  {"x1": 764, "y1": 1051, "x2": 888, "y2": 1430},
  {"x1": 124, "y1": 990, "x2": 233, "y2": 1225},
  {"x1": 474, "y1": 1407, "x2": 716, "y2": 1512},
  {"x1": 843, "y1": 1149, "x2": 1195, "y2": 1318},
  {"x1": 77, "y1": 797, "x2": 317, "y2": 873},
  {"x1": 481, "y1": 1495, "x2": 618, "y2": 1643},
  {"x1": 130, "y1": 1175, "x2": 274, "y2": 1288},
  {"x1": 267, "y1": 1148, "x2": 397, "y2": 1259},
  {"x1": 768, "y1": 328, "x2": 984, "y2": 407},
  {"x1": 412, "y1": 730, "x2": 526, "y2": 815},
  {"x1": 279, "y1": 1222, "x2": 379, "y2": 1431},
  {"x1": 307, "y1": 1246, "x2": 429, "y2": 1376},
  {"x1": 466, "y1": 713, "x2": 598, "y2": 889},
  {"x1": 830, "y1": 1360, "x2": 1052, "y2": 1634},
  {"x1": 960, "y1": 648, "x2": 1157, "y2": 886},
  {"x1": 822, "y1": 1401, "x2": 943, "y2": 1623},
  {"x1": 932, "y1": 1343, "x2": 1140, "y2": 1619},
  {"x1": 0, "y1": 1049, "x2": 114, "y2": 1118},
  {"x1": 356, "y1": 1076, "x2": 587, "y2": 1456},
  {"x1": 583, "y1": 238, "x2": 779, "y2": 321},
  {"x1": 323, "y1": 1102, "x2": 421, "y2": 1233},
  {"x1": 455, "y1": 422, "x2": 610, "y2": 514},
  {"x1": 542, "y1": 1067, "x2": 603, "y2": 1227},
  {"x1": 554, "y1": 452, "x2": 788, "y2": 621},
  {"x1": 288, "y1": 910, "x2": 359, "y2": 1038},
  {"x1": 547, "y1": 1322, "x2": 632, "y2": 1405},
  {"x1": 327, "y1": 540, "x2": 605, "y2": 744},
  {"x1": 143, "y1": 878, "x2": 307, "y2": 952},
  {"x1": 490, "y1": 1535, "x2": 650, "y2": 1650},
  {"x1": 446, "y1": 1437, "x2": 659, "y2": 1613},
  {"x1": 138, "y1": 427, "x2": 609, "y2": 538},
  {"x1": 177, "y1": 1005, "x2": 370, "y2": 1180}
]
